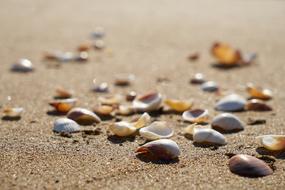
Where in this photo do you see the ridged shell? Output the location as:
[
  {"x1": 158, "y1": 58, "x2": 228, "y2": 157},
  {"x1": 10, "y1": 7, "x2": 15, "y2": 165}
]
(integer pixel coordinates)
[
  {"x1": 11, "y1": 59, "x2": 34, "y2": 72},
  {"x1": 67, "y1": 108, "x2": 101, "y2": 125},
  {"x1": 215, "y1": 94, "x2": 246, "y2": 112},
  {"x1": 257, "y1": 135, "x2": 285, "y2": 151},
  {"x1": 139, "y1": 121, "x2": 174, "y2": 140},
  {"x1": 211, "y1": 113, "x2": 244, "y2": 132},
  {"x1": 182, "y1": 109, "x2": 209, "y2": 123},
  {"x1": 53, "y1": 118, "x2": 80, "y2": 133},
  {"x1": 136, "y1": 139, "x2": 180, "y2": 160},
  {"x1": 132, "y1": 92, "x2": 162, "y2": 112},
  {"x1": 229, "y1": 154, "x2": 273, "y2": 177}
]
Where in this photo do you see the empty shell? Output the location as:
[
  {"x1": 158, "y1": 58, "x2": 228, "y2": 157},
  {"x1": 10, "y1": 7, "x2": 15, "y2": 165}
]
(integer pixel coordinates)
[
  {"x1": 53, "y1": 118, "x2": 80, "y2": 133},
  {"x1": 229, "y1": 154, "x2": 273, "y2": 177},
  {"x1": 256, "y1": 135, "x2": 285, "y2": 151},
  {"x1": 98, "y1": 95, "x2": 122, "y2": 106},
  {"x1": 109, "y1": 121, "x2": 137, "y2": 137},
  {"x1": 211, "y1": 42, "x2": 241, "y2": 65},
  {"x1": 139, "y1": 121, "x2": 174, "y2": 140},
  {"x1": 11, "y1": 59, "x2": 34, "y2": 72},
  {"x1": 136, "y1": 139, "x2": 180, "y2": 160},
  {"x1": 164, "y1": 99, "x2": 193, "y2": 112},
  {"x1": 211, "y1": 113, "x2": 244, "y2": 133},
  {"x1": 215, "y1": 94, "x2": 246, "y2": 112},
  {"x1": 126, "y1": 91, "x2": 137, "y2": 102},
  {"x1": 67, "y1": 108, "x2": 101, "y2": 125},
  {"x1": 191, "y1": 127, "x2": 226, "y2": 145},
  {"x1": 93, "y1": 105, "x2": 114, "y2": 116},
  {"x1": 182, "y1": 109, "x2": 209, "y2": 123},
  {"x1": 246, "y1": 83, "x2": 272, "y2": 100},
  {"x1": 201, "y1": 81, "x2": 219, "y2": 92},
  {"x1": 3, "y1": 107, "x2": 24, "y2": 118},
  {"x1": 132, "y1": 92, "x2": 162, "y2": 112},
  {"x1": 92, "y1": 82, "x2": 109, "y2": 93},
  {"x1": 245, "y1": 99, "x2": 272, "y2": 111},
  {"x1": 190, "y1": 73, "x2": 205, "y2": 84},
  {"x1": 116, "y1": 105, "x2": 134, "y2": 116},
  {"x1": 49, "y1": 98, "x2": 77, "y2": 113}
]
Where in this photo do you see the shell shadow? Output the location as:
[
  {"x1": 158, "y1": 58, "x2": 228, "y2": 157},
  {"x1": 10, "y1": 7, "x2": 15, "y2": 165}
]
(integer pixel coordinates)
[
  {"x1": 211, "y1": 62, "x2": 243, "y2": 70},
  {"x1": 107, "y1": 135, "x2": 135, "y2": 144},
  {"x1": 46, "y1": 110, "x2": 66, "y2": 116},
  {"x1": 1, "y1": 116, "x2": 21, "y2": 121},
  {"x1": 212, "y1": 127, "x2": 244, "y2": 134},
  {"x1": 256, "y1": 147, "x2": 285, "y2": 159},
  {"x1": 136, "y1": 154, "x2": 179, "y2": 164},
  {"x1": 193, "y1": 142, "x2": 220, "y2": 150}
]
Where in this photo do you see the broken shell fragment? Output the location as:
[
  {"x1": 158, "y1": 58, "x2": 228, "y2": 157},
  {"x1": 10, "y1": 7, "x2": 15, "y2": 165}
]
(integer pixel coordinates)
[
  {"x1": 55, "y1": 87, "x2": 73, "y2": 99},
  {"x1": 109, "y1": 121, "x2": 137, "y2": 137},
  {"x1": 3, "y1": 107, "x2": 24, "y2": 118},
  {"x1": 11, "y1": 59, "x2": 34, "y2": 72},
  {"x1": 201, "y1": 81, "x2": 219, "y2": 92},
  {"x1": 245, "y1": 99, "x2": 272, "y2": 111},
  {"x1": 246, "y1": 83, "x2": 272, "y2": 100},
  {"x1": 182, "y1": 109, "x2": 209, "y2": 123},
  {"x1": 215, "y1": 94, "x2": 246, "y2": 112},
  {"x1": 114, "y1": 74, "x2": 135, "y2": 87},
  {"x1": 53, "y1": 118, "x2": 80, "y2": 133},
  {"x1": 139, "y1": 121, "x2": 174, "y2": 140},
  {"x1": 133, "y1": 112, "x2": 151, "y2": 129},
  {"x1": 49, "y1": 98, "x2": 77, "y2": 113},
  {"x1": 256, "y1": 135, "x2": 285, "y2": 151},
  {"x1": 164, "y1": 99, "x2": 193, "y2": 112},
  {"x1": 132, "y1": 92, "x2": 162, "y2": 112},
  {"x1": 93, "y1": 105, "x2": 114, "y2": 116},
  {"x1": 190, "y1": 73, "x2": 205, "y2": 84},
  {"x1": 211, "y1": 113, "x2": 244, "y2": 133},
  {"x1": 116, "y1": 105, "x2": 134, "y2": 116},
  {"x1": 136, "y1": 139, "x2": 180, "y2": 160},
  {"x1": 229, "y1": 154, "x2": 273, "y2": 177},
  {"x1": 211, "y1": 42, "x2": 241, "y2": 65},
  {"x1": 126, "y1": 91, "x2": 137, "y2": 102},
  {"x1": 67, "y1": 107, "x2": 101, "y2": 125}
]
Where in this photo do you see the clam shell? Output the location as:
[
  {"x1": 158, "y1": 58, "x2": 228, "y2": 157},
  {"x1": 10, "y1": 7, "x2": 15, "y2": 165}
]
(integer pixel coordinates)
[
  {"x1": 190, "y1": 73, "x2": 205, "y2": 84},
  {"x1": 109, "y1": 121, "x2": 137, "y2": 137},
  {"x1": 49, "y1": 98, "x2": 77, "y2": 113},
  {"x1": 55, "y1": 87, "x2": 73, "y2": 99},
  {"x1": 139, "y1": 121, "x2": 174, "y2": 140},
  {"x1": 93, "y1": 105, "x2": 114, "y2": 116},
  {"x1": 192, "y1": 128, "x2": 226, "y2": 145},
  {"x1": 182, "y1": 109, "x2": 209, "y2": 123},
  {"x1": 257, "y1": 135, "x2": 285, "y2": 151},
  {"x1": 11, "y1": 59, "x2": 34, "y2": 72},
  {"x1": 53, "y1": 118, "x2": 80, "y2": 133},
  {"x1": 164, "y1": 99, "x2": 193, "y2": 112},
  {"x1": 211, "y1": 113, "x2": 244, "y2": 132},
  {"x1": 215, "y1": 94, "x2": 246, "y2": 112},
  {"x1": 201, "y1": 81, "x2": 219, "y2": 92},
  {"x1": 246, "y1": 83, "x2": 272, "y2": 100},
  {"x1": 245, "y1": 99, "x2": 272, "y2": 111},
  {"x1": 132, "y1": 92, "x2": 162, "y2": 112},
  {"x1": 3, "y1": 107, "x2": 24, "y2": 118},
  {"x1": 92, "y1": 82, "x2": 109, "y2": 93},
  {"x1": 229, "y1": 154, "x2": 273, "y2": 177},
  {"x1": 67, "y1": 107, "x2": 101, "y2": 125},
  {"x1": 136, "y1": 139, "x2": 180, "y2": 160}
]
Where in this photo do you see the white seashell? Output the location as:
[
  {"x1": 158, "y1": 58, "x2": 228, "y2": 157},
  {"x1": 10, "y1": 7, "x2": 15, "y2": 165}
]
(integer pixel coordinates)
[
  {"x1": 132, "y1": 92, "x2": 162, "y2": 112},
  {"x1": 211, "y1": 113, "x2": 244, "y2": 132},
  {"x1": 91, "y1": 26, "x2": 105, "y2": 39},
  {"x1": 139, "y1": 121, "x2": 174, "y2": 140},
  {"x1": 190, "y1": 73, "x2": 205, "y2": 84},
  {"x1": 215, "y1": 94, "x2": 246, "y2": 112},
  {"x1": 3, "y1": 107, "x2": 24, "y2": 118},
  {"x1": 109, "y1": 121, "x2": 137, "y2": 137},
  {"x1": 11, "y1": 59, "x2": 34, "y2": 72},
  {"x1": 182, "y1": 109, "x2": 209, "y2": 123},
  {"x1": 133, "y1": 112, "x2": 151, "y2": 129},
  {"x1": 194, "y1": 128, "x2": 226, "y2": 145},
  {"x1": 136, "y1": 139, "x2": 180, "y2": 160},
  {"x1": 67, "y1": 107, "x2": 101, "y2": 125},
  {"x1": 256, "y1": 135, "x2": 285, "y2": 151},
  {"x1": 53, "y1": 118, "x2": 80, "y2": 133},
  {"x1": 201, "y1": 81, "x2": 219, "y2": 92}
]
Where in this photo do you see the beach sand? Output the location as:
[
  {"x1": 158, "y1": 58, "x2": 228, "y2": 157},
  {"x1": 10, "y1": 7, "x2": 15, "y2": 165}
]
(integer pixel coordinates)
[{"x1": 0, "y1": 0, "x2": 285, "y2": 189}]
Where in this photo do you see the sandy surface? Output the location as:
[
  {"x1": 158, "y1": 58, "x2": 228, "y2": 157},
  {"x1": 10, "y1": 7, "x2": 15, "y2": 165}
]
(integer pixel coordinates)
[{"x1": 0, "y1": 0, "x2": 285, "y2": 189}]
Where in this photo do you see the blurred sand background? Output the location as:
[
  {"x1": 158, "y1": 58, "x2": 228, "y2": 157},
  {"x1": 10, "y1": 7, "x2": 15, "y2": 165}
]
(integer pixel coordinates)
[{"x1": 0, "y1": 0, "x2": 285, "y2": 189}]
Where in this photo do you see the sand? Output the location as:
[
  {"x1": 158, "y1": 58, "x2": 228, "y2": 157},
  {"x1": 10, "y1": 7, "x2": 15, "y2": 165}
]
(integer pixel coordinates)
[{"x1": 0, "y1": 0, "x2": 285, "y2": 189}]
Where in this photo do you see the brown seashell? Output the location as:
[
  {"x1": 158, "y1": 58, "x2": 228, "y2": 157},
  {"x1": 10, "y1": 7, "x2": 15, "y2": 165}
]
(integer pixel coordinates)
[
  {"x1": 67, "y1": 107, "x2": 101, "y2": 125},
  {"x1": 245, "y1": 99, "x2": 272, "y2": 111},
  {"x1": 246, "y1": 83, "x2": 272, "y2": 100},
  {"x1": 190, "y1": 73, "x2": 205, "y2": 84},
  {"x1": 98, "y1": 95, "x2": 122, "y2": 106},
  {"x1": 93, "y1": 105, "x2": 114, "y2": 116},
  {"x1": 49, "y1": 98, "x2": 77, "y2": 113},
  {"x1": 77, "y1": 43, "x2": 91, "y2": 52},
  {"x1": 229, "y1": 154, "x2": 273, "y2": 177},
  {"x1": 55, "y1": 87, "x2": 73, "y2": 99},
  {"x1": 188, "y1": 52, "x2": 199, "y2": 61},
  {"x1": 211, "y1": 42, "x2": 242, "y2": 65},
  {"x1": 114, "y1": 74, "x2": 135, "y2": 87},
  {"x1": 126, "y1": 91, "x2": 137, "y2": 101}
]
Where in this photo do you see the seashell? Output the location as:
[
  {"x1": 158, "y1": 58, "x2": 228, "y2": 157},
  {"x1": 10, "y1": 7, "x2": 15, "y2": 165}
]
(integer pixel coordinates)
[
  {"x1": 114, "y1": 74, "x2": 135, "y2": 87},
  {"x1": 53, "y1": 118, "x2": 80, "y2": 133},
  {"x1": 49, "y1": 98, "x2": 77, "y2": 113},
  {"x1": 188, "y1": 52, "x2": 199, "y2": 61},
  {"x1": 126, "y1": 91, "x2": 137, "y2": 101},
  {"x1": 182, "y1": 109, "x2": 209, "y2": 123},
  {"x1": 190, "y1": 73, "x2": 205, "y2": 84},
  {"x1": 246, "y1": 83, "x2": 272, "y2": 100},
  {"x1": 132, "y1": 92, "x2": 162, "y2": 112},
  {"x1": 229, "y1": 154, "x2": 273, "y2": 177},
  {"x1": 56, "y1": 52, "x2": 75, "y2": 62},
  {"x1": 211, "y1": 113, "x2": 244, "y2": 133},
  {"x1": 55, "y1": 87, "x2": 73, "y2": 99},
  {"x1": 211, "y1": 42, "x2": 241, "y2": 65},
  {"x1": 91, "y1": 27, "x2": 105, "y2": 39},
  {"x1": 92, "y1": 81, "x2": 109, "y2": 93},
  {"x1": 133, "y1": 112, "x2": 151, "y2": 129},
  {"x1": 116, "y1": 105, "x2": 134, "y2": 116},
  {"x1": 3, "y1": 107, "x2": 24, "y2": 118},
  {"x1": 136, "y1": 139, "x2": 180, "y2": 160},
  {"x1": 164, "y1": 99, "x2": 193, "y2": 112},
  {"x1": 75, "y1": 51, "x2": 89, "y2": 62},
  {"x1": 201, "y1": 81, "x2": 219, "y2": 92},
  {"x1": 139, "y1": 121, "x2": 174, "y2": 140},
  {"x1": 98, "y1": 95, "x2": 122, "y2": 106},
  {"x1": 215, "y1": 94, "x2": 246, "y2": 112},
  {"x1": 256, "y1": 135, "x2": 285, "y2": 151},
  {"x1": 93, "y1": 40, "x2": 105, "y2": 50},
  {"x1": 186, "y1": 126, "x2": 226, "y2": 145},
  {"x1": 11, "y1": 59, "x2": 34, "y2": 72},
  {"x1": 245, "y1": 99, "x2": 272, "y2": 111},
  {"x1": 67, "y1": 107, "x2": 101, "y2": 125},
  {"x1": 93, "y1": 105, "x2": 114, "y2": 116},
  {"x1": 77, "y1": 43, "x2": 91, "y2": 52}
]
